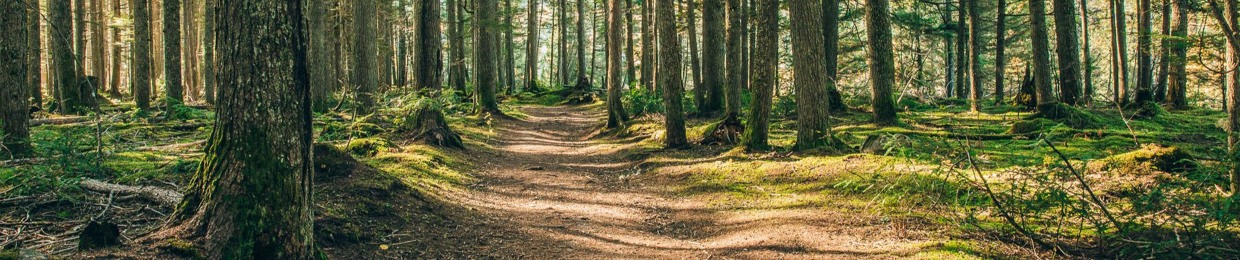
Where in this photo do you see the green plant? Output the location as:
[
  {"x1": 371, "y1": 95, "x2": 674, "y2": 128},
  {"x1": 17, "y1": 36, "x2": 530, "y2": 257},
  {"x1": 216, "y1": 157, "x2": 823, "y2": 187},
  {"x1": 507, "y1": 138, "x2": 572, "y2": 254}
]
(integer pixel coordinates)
[{"x1": 622, "y1": 87, "x2": 663, "y2": 117}]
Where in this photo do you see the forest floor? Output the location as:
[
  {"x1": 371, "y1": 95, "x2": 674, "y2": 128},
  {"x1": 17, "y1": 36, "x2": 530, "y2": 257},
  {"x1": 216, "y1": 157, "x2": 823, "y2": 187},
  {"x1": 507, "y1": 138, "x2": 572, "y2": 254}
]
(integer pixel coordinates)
[{"x1": 4, "y1": 95, "x2": 1236, "y2": 259}]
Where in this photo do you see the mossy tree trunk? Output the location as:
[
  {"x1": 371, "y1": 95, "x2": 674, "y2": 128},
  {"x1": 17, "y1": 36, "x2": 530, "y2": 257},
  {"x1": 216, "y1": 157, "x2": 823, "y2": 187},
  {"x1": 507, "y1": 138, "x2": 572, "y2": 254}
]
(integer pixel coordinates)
[
  {"x1": 741, "y1": 0, "x2": 776, "y2": 150},
  {"x1": 656, "y1": 0, "x2": 686, "y2": 148},
  {"x1": 1135, "y1": 0, "x2": 1154, "y2": 104},
  {"x1": 823, "y1": 0, "x2": 846, "y2": 112},
  {"x1": 1081, "y1": 0, "x2": 1094, "y2": 104},
  {"x1": 995, "y1": 0, "x2": 1007, "y2": 105},
  {"x1": 418, "y1": 0, "x2": 444, "y2": 91},
  {"x1": 309, "y1": 0, "x2": 332, "y2": 110},
  {"x1": 700, "y1": 0, "x2": 725, "y2": 116},
  {"x1": 791, "y1": 0, "x2": 832, "y2": 151},
  {"x1": 867, "y1": 0, "x2": 899, "y2": 125},
  {"x1": 724, "y1": 0, "x2": 744, "y2": 120},
  {"x1": 2, "y1": 0, "x2": 31, "y2": 157},
  {"x1": 1155, "y1": 0, "x2": 1170, "y2": 103},
  {"x1": 606, "y1": 0, "x2": 630, "y2": 128},
  {"x1": 52, "y1": 0, "x2": 77, "y2": 112},
  {"x1": 1053, "y1": 0, "x2": 1081, "y2": 105},
  {"x1": 27, "y1": 0, "x2": 41, "y2": 108},
  {"x1": 164, "y1": 0, "x2": 183, "y2": 107},
  {"x1": 164, "y1": 0, "x2": 314, "y2": 258},
  {"x1": 133, "y1": 0, "x2": 153, "y2": 110}
]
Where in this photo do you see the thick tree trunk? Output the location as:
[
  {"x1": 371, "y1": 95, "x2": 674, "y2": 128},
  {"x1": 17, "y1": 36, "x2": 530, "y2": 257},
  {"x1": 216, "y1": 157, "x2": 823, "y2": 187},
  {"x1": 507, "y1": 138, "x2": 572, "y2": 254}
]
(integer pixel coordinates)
[
  {"x1": 640, "y1": 0, "x2": 654, "y2": 90},
  {"x1": 2, "y1": 0, "x2": 31, "y2": 157},
  {"x1": 76, "y1": 0, "x2": 87, "y2": 79},
  {"x1": 505, "y1": 0, "x2": 517, "y2": 94},
  {"x1": 1031, "y1": 0, "x2": 1058, "y2": 113},
  {"x1": 92, "y1": 0, "x2": 107, "y2": 92},
  {"x1": 742, "y1": 0, "x2": 776, "y2": 150},
  {"x1": 626, "y1": 0, "x2": 636, "y2": 86},
  {"x1": 352, "y1": 0, "x2": 378, "y2": 114},
  {"x1": 867, "y1": 0, "x2": 898, "y2": 125},
  {"x1": 133, "y1": 0, "x2": 153, "y2": 110},
  {"x1": 577, "y1": 0, "x2": 587, "y2": 81},
  {"x1": 943, "y1": 4, "x2": 955, "y2": 98},
  {"x1": 448, "y1": 0, "x2": 467, "y2": 95},
  {"x1": 656, "y1": 0, "x2": 686, "y2": 148},
  {"x1": 823, "y1": 0, "x2": 845, "y2": 111},
  {"x1": 162, "y1": 0, "x2": 314, "y2": 258},
  {"x1": 1165, "y1": 0, "x2": 1188, "y2": 109},
  {"x1": 476, "y1": 0, "x2": 503, "y2": 115},
  {"x1": 1054, "y1": 0, "x2": 1082, "y2": 105},
  {"x1": 1227, "y1": 0, "x2": 1240, "y2": 195},
  {"x1": 183, "y1": 0, "x2": 200, "y2": 102},
  {"x1": 701, "y1": 0, "x2": 725, "y2": 115},
  {"x1": 164, "y1": 0, "x2": 183, "y2": 106},
  {"x1": 791, "y1": 0, "x2": 832, "y2": 151},
  {"x1": 419, "y1": 0, "x2": 444, "y2": 91},
  {"x1": 995, "y1": 0, "x2": 1007, "y2": 104},
  {"x1": 57, "y1": 0, "x2": 94, "y2": 113},
  {"x1": 309, "y1": 0, "x2": 331, "y2": 110},
  {"x1": 559, "y1": 0, "x2": 571, "y2": 85},
  {"x1": 526, "y1": 0, "x2": 540, "y2": 92},
  {"x1": 607, "y1": 0, "x2": 630, "y2": 128}
]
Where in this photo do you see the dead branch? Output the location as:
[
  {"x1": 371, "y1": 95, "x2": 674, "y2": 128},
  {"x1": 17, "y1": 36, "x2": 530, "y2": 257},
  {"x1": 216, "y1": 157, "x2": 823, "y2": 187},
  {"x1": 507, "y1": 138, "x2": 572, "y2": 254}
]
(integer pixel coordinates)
[
  {"x1": 30, "y1": 116, "x2": 92, "y2": 126},
  {"x1": 78, "y1": 179, "x2": 183, "y2": 208},
  {"x1": 1043, "y1": 138, "x2": 1127, "y2": 234}
]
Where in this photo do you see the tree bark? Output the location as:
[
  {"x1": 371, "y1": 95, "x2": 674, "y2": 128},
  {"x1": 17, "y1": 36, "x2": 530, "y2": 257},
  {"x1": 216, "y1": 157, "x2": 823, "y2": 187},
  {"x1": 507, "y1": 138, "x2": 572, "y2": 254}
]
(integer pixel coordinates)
[
  {"x1": 867, "y1": 0, "x2": 898, "y2": 125},
  {"x1": 626, "y1": 0, "x2": 636, "y2": 86},
  {"x1": 352, "y1": 0, "x2": 378, "y2": 114},
  {"x1": 995, "y1": 0, "x2": 1007, "y2": 105},
  {"x1": 420, "y1": 0, "x2": 444, "y2": 91},
  {"x1": 526, "y1": 0, "x2": 540, "y2": 92},
  {"x1": 1054, "y1": 0, "x2": 1082, "y2": 105},
  {"x1": 742, "y1": 0, "x2": 776, "y2": 150},
  {"x1": 724, "y1": 0, "x2": 743, "y2": 120},
  {"x1": 577, "y1": 0, "x2": 588, "y2": 81},
  {"x1": 1082, "y1": 0, "x2": 1095, "y2": 104},
  {"x1": 1135, "y1": 0, "x2": 1154, "y2": 104},
  {"x1": 1155, "y1": 0, "x2": 1170, "y2": 103},
  {"x1": 1031, "y1": 0, "x2": 1058, "y2": 113},
  {"x1": 1111, "y1": 0, "x2": 1130, "y2": 104},
  {"x1": 202, "y1": 0, "x2": 215, "y2": 104},
  {"x1": 823, "y1": 0, "x2": 845, "y2": 111},
  {"x1": 163, "y1": 0, "x2": 314, "y2": 258},
  {"x1": 28, "y1": 0, "x2": 42, "y2": 108},
  {"x1": 791, "y1": 0, "x2": 832, "y2": 151},
  {"x1": 1165, "y1": 0, "x2": 1188, "y2": 109},
  {"x1": 701, "y1": 0, "x2": 725, "y2": 115},
  {"x1": 2, "y1": 0, "x2": 31, "y2": 156},
  {"x1": 640, "y1": 0, "x2": 654, "y2": 90},
  {"x1": 955, "y1": 0, "x2": 967, "y2": 99},
  {"x1": 309, "y1": 0, "x2": 331, "y2": 110},
  {"x1": 448, "y1": 0, "x2": 467, "y2": 94},
  {"x1": 164, "y1": 0, "x2": 183, "y2": 106},
  {"x1": 607, "y1": 0, "x2": 630, "y2": 128},
  {"x1": 92, "y1": 0, "x2": 108, "y2": 92},
  {"x1": 688, "y1": 0, "x2": 704, "y2": 111},
  {"x1": 1226, "y1": 0, "x2": 1240, "y2": 195},
  {"x1": 133, "y1": 0, "x2": 153, "y2": 110},
  {"x1": 968, "y1": 0, "x2": 982, "y2": 111},
  {"x1": 476, "y1": 0, "x2": 503, "y2": 115},
  {"x1": 657, "y1": 0, "x2": 686, "y2": 148},
  {"x1": 505, "y1": 0, "x2": 517, "y2": 94}
]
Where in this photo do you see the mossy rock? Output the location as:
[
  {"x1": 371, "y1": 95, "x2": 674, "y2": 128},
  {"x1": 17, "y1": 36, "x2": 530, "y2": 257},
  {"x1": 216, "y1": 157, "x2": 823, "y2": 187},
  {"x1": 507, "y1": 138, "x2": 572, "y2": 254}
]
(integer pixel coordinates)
[
  {"x1": 157, "y1": 239, "x2": 203, "y2": 259},
  {"x1": 1094, "y1": 144, "x2": 1197, "y2": 173},
  {"x1": 1131, "y1": 101, "x2": 1165, "y2": 119},
  {"x1": 1007, "y1": 118, "x2": 1059, "y2": 134},
  {"x1": 346, "y1": 137, "x2": 398, "y2": 157},
  {"x1": 1031, "y1": 103, "x2": 1101, "y2": 129}
]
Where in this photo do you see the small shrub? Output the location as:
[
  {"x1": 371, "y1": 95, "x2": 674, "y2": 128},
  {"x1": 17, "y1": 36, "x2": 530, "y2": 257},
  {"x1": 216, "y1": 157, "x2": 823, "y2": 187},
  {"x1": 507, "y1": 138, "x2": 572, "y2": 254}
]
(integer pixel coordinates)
[{"x1": 623, "y1": 87, "x2": 664, "y2": 117}]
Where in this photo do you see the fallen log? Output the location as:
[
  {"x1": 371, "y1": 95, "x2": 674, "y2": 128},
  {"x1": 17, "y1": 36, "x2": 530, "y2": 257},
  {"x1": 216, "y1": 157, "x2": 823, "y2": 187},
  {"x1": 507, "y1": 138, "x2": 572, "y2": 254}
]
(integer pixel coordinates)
[
  {"x1": 78, "y1": 179, "x2": 183, "y2": 207},
  {"x1": 30, "y1": 116, "x2": 92, "y2": 126}
]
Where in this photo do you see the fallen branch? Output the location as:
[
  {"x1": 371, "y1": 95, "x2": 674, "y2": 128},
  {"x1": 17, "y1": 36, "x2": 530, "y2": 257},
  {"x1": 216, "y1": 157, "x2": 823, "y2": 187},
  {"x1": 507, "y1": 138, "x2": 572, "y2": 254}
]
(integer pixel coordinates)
[
  {"x1": 78, "y1": 179, "x2": 183, "y2": 208},
  {"x1": 135, "y1": 140, "x2": 207, "y2": 152},
  {"x1": 960, "y1": 140, "x2": 1058, "y2": 251},
  {"x1": 30, "y1": 116, "x2": 92, "y2": 126},
  {"x1": 1043, "y1": 138, "x2": 1127, "y2": 234}
]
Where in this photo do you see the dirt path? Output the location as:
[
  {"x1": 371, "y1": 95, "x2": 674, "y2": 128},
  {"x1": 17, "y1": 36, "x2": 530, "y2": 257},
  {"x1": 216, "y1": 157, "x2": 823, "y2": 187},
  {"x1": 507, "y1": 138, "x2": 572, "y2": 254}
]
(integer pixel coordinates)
[{"x1": 448, "y1": 105, "x2": 945, "y2": 259}]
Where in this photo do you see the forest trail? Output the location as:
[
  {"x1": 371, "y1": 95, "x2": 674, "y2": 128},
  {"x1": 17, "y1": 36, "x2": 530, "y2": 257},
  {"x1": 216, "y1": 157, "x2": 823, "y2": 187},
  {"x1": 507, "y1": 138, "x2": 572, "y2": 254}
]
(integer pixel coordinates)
[{"x1": 447, "y1": 104, "x2": 941, "y2": 259}]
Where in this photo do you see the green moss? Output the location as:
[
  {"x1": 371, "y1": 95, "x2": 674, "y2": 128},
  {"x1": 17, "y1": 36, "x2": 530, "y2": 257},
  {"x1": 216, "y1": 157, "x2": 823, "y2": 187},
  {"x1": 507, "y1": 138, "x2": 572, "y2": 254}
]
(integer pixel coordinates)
[
  {"x1": 1008, "y1": 118, "x2": 1059, "y2": 134},
  {"x1": 346, "y1": 137, "x2": 397, "y2": 157},
  {"x1": 1098, "y1": 144, "x2": 1197, "y2": 173},
  {"x1": 159, "y1": 238, "x2": 204, "y2": 259}
]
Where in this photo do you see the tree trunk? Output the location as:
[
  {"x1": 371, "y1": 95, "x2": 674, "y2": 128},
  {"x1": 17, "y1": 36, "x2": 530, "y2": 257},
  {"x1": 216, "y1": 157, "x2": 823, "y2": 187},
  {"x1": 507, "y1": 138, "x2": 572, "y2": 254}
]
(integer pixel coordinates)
[
  {"x1": 995, "y1": 0, "x2": 1007, "y2": 105},
  {"x1": 182, "y1": 0, "x2": 199, "y2": 102},
  {"x1": 1135, "y1": 0, "x2": 1154, "y2": 104},
  {"x1": 1226, "y1": 0, "x2": 1240, "y2": 195},
  {"x1": 162, "y1": 0, "x2": 314, "y2": 258},
  {"x1": 1155, "y1": 0, "x2": 1169, "y2": 103},
  {"x1": 1054, "y1": 0, "x2": 1082, "y2": 105},
  {"x1": 559, "y1": 0, "x2": 571, "y2": 85},
  {"x1": 526, "y1": 0, "x2": 540, "y2": 92},
  {"x1": 352, "y1": 0, "x2": 378, "y2": 114},
  {"x1": 2, "y1": 0, "x2": 31, "y2": 157},
  {"x1": 92, "y1": 0, "x2": 108, "y2": 93},
  {"x1": 1165, "y1": 0, "x2": 1188, "y2": 109},
  {"x1": 640, "y1": 0, "x2": 654, "y2": 90},
  {"x1": 943, "y1": 4, "x2": 954, "y2": 98},
  {"x1": 656, "y1": 0, "x2": 686, "y2": 147},
  {"x1": 420, "y1": 0, "x2": 444, "y2": 91},
  {"x1": 742, "y1": 0, "x2": 776, "y2": 150},
  {"x1": 701, "y1": 0, "x2": 724, "y2": 115},
  {"x1": 57, "y1": 0, "x2": 93, "y2": 113},
  {"x1": 577, "y1": 0, "x2": 587, "y2": 81},
  {"x1": 164, "y1": 0, "x2": 183, "y2": 106},
  {"x1": 724, "y1": 0, "x2": 743, "y2": 119},
  {"x1": 791, "y1": 0, "x2": 832, "y2": 151},
  {"x1": 1031, "y1": 0, "x2": 1058, "y2": 113},
  {"x1": 133, "y1": 0, "x2": 153, "y2": 110},
  {"x1": 76, "y1": 0, "x2": 87, "y2": 79},
  {"x1": 968, "y1": 0, "x2": 982, "y2": 111},
  {"x1": 607, "y1": 0, "x2": 630, "y2": 128},
  {"x1": 309, "y1": 0, "x2": 331, "y2": 110},
  {"x1": 867, "y1": 0, "x2": 898, "y2": 125},
  {"x1": 1111, "y1": 0, "x2": 1130, "y2": 104},
  {"x1": 823, "y1": 0, "x2": 845, "y2": 111},
  {"x1": 955, "y1": 0, "x2": 966, "y2": 99},
  {"x1": 1082, "y1": 0, "x2": 1094, "y2": 104},
  {"x1": 476, "y1": 0, "x2": 502, "y2": 115},
  {"x1": 202, "y1": 0, "x2": 215, "y2": 104},
  {"x1": 28, "y1": 0, "x2": 42, "y2": 108},
  {"x1": 505, "y1": 0, "x2": 517, "y2": 94},
  {"x1": 688, "y1": 0, "x2": 704, "y2": 111},
  {"x1": 626, "y1": 0, "x2": 636, "y2": 86},
  {"x1": 448, "y1": 0, "x2": 467, "y2": 95}
]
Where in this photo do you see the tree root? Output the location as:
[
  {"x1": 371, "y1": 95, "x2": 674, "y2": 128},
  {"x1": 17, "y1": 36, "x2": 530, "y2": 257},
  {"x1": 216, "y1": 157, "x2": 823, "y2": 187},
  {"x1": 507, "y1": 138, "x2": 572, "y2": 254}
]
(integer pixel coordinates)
[{"x1": 701, "y1": 115, "x2": 744, "y2": 145}]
